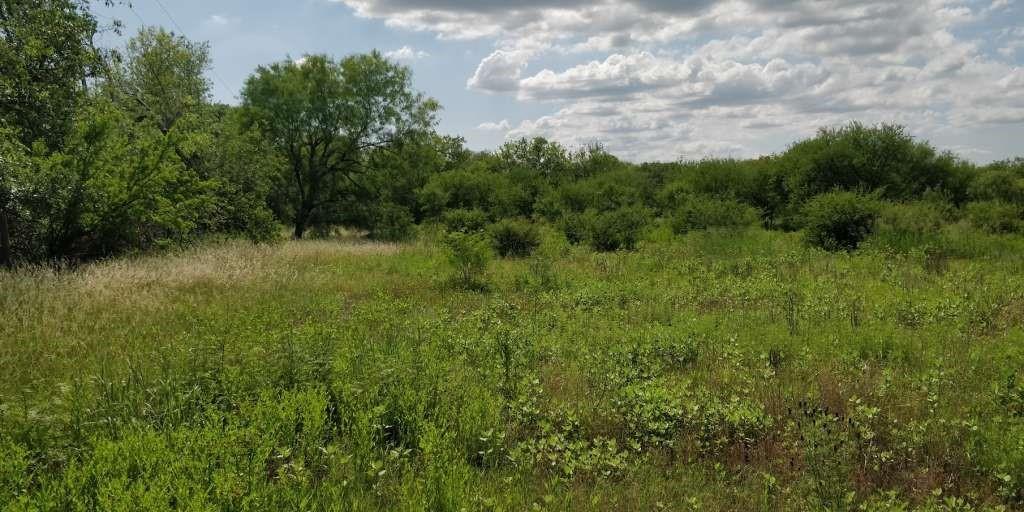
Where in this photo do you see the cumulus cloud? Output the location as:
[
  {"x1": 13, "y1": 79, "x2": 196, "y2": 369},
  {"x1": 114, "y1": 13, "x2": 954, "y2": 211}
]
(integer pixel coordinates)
[
  {"x1": 384, "y1": 46, "x2": 430, "y2": 60},
  {"x1": 477, "y1": 119, "x2": 512, "y2": 131},
  {"x1": 517, "y1": 53, "x2": 690, "y2": 100},
  {"x1": 467, "y1": 49, "x2": 532, "y2": 92},
  {"x1": 334, "y1": 0, "x2": 1024, "y2": 161}
]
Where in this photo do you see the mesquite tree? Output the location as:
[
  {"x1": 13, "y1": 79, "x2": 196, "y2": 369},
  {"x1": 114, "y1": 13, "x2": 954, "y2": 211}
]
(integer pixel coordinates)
[{"x1": 241, "y1": 52, "x2": 438, "y2": 239}]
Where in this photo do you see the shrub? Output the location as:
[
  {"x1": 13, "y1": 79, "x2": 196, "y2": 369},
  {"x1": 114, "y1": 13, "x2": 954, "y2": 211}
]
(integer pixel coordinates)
[
  {"x1": 780, "y1": 122, "x2": 958, "y2": 202},
  {"x1": 965, "y1": 200, "x2": 1022, "y2": 234},
  {"x1": 444, "y1": 231, "x2": 492, "y2": 290},
  {"x1": 441, "y1": 208, "x2": 489, "y2": 233},
  {"x1": 670, "y1": 196, "x2": 761, "y2": 234},
  {"x1": 614, "y1": 381, "x2": 684, "y2": 448},
  {"x1": 559, "y1": 213, "x2": 589, "y2": 245},
  {"x1": 802, "y1": 191, "x2": 879, "y2": 252},
  {"x1": 488, "y1": 219, "x2": 541, "y2": 258},
  {"x1": 871, "y1": 200, "x2": 949, "y2": 251},
  {"x1": 368, "y1": 204, "x2": 415, "y2": 242},
  {"x1": 584, "y1": 206, "x2": 650, "y2": 252},
  {"x1": 969, "y1": 168, "x2": 1024, "y2": 204}
]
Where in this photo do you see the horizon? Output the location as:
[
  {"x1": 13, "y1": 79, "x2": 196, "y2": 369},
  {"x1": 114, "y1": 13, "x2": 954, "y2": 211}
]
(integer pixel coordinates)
[{"x1": 94, "y1": 0, "x2": 1024, "y2": 164}]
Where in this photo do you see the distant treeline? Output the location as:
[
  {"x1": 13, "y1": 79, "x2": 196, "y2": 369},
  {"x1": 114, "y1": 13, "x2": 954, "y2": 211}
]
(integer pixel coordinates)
[{"x1": 2, "y1": 0, "x2": 1023, "y2": 267}]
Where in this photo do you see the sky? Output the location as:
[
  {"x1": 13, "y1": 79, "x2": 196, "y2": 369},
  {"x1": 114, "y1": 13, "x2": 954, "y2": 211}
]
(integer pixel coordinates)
[{"x1": 94, "y1": 0, "x2": 1024, "y2": 163}]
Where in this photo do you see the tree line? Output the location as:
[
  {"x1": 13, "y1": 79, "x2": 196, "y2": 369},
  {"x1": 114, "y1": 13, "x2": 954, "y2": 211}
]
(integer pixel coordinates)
[{"x1": 2, "y1": 0, "x2": 1023, "y2": 268}]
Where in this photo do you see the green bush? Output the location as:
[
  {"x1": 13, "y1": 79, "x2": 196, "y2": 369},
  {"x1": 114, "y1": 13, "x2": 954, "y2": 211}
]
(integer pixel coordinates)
[
  {"x1": 802, "y1": 191, "x2": 880, "y2": 252},
  {"x1": 670, "y1": 196, "x2": 760, "y2": 234},
  {"x1": 441, "y1": 208, "x2": 490, "y2": 233},
  {"x1": 614, "y1": 381, "x2": 684, "y2": 448},
  {"x1": 969, "y1": 168, "x2": 1024, "y2": 204},
  {"x1": 488, "y1": 219, "x2": 541, "y2": 258},
  {"x1": 871, "y1": 200, "x2": 949, "y2": 251},
  {"x1": 368, "y1": 204, "x2": 415, "y2": 242},
  {"x1": 583, "y1": 206, "x2": 650, "y2": 252},
  {"x1": 559, "y1": 213, "x2": 589, "y2": 245},
  {"x1": 965, "y1": 200, "x2": 1022, "y2": 234},
  {"x1": 444, "y1": 231, "x2": 493, "y2": 290}
]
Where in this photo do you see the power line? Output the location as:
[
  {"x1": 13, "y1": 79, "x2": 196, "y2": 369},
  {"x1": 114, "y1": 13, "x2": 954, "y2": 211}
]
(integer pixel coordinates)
[
  {"x1": 126, "y1": 2, "x2": 147, "y2": 28},
  {"x1": 148, "y1": 0, "x2": 239, "y2": 102}
]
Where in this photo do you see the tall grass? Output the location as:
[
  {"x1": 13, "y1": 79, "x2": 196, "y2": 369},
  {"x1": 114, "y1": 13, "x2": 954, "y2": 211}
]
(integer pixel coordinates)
[{"x1": 2, "y1": 229, "x2": 1023, "y2": 510}]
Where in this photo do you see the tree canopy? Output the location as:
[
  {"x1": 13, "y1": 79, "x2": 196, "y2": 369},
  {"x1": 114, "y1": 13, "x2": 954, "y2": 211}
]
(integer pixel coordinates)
[{"x1": 241, "y1": 52, "x2": 438, "y2": 239}]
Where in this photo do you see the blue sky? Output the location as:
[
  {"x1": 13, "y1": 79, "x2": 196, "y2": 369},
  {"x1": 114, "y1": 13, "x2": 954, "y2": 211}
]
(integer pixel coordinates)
[{"x1": 95, "y1": 0, "x2": 1024, "y2": 163}]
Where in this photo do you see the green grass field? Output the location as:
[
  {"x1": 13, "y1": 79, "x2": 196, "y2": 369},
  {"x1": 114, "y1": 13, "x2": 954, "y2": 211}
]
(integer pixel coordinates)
[{"x1": 3, "y1": 226, "x2": 1024, "y2": 511}]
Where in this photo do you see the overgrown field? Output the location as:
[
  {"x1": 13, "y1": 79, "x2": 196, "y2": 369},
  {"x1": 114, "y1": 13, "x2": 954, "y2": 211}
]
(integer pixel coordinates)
[{"x1": 3, "y1": 227, "x2": 1024, "y2": 511}]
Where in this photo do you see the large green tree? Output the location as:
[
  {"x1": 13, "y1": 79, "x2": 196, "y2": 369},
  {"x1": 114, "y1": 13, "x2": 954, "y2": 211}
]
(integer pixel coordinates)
[
  {"x1": 1, "y1": 0, "x2": 108, "y2": 266},
  {"x1": 103, "y1": 27, "x2": 280, "y2": 241},
  {"x1": 241, "y1": 52, "x2": 438, "y2": 239},
  {"x1": 0, "y1": 0, "x2": 109, "y2": 150},
  {"x1": 105, "y1": 27, "x2": 211, "y2": 135},
  {"x1": 23, "y1": 97, "x2": 209, "y2": 260}
]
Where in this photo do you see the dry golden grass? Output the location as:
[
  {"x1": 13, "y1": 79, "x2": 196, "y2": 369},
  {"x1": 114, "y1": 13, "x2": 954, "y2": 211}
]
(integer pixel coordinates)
[
  {"x1": 0, "y1": 238, "x2": 406, "y2": 389},
  {"x1": 0, "y1": 238, "x2": 403, "y2": 307}
]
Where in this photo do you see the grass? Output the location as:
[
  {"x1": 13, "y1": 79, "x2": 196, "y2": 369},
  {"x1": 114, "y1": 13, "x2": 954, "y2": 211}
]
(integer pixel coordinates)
[{"x1": 2, "y1": 226, "x2": 1024, "y2": 510}]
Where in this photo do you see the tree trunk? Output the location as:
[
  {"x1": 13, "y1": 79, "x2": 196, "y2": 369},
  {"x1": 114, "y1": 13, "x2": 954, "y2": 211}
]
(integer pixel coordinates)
[
  {"x1": 293, "y1": 200, "x2": 315, "y2": 240},
  {"x1": 0, "y1": 207, "x2": 11, "y2": 269},
  {"x1": 293, "y1": 206, "x2": 309, "y2": 239}
]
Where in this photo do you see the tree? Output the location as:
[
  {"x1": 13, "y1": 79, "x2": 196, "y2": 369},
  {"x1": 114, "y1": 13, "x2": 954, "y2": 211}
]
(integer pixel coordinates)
[
  {"x1": 1, "y1": 0, "x2": 108, "y2": 264},
  {"x1": 190, "y1": 105, "x2": 281, "y2": 242},
  {"x1": 241, "y1": 52, "x2": 439, "y2": 239},
  {"x1": 23, "y1": 97, "x2": 210, "y2": 261},
  {"x1": 105, "y1": 27, "x2": 211, "y2": 135},
  {"x1": 104, "y1": 28, "x2": 280, "y2": 241},
  {"x1": 0, "y1": 0, "x2": 104, "y2": 150},
  {"x1": 779, "y1": 122, "x2": 956, "y2": 204},
  {"x1": 496, "y1": 137, "x2": 569, "y2": 177},
  {"x1": 0, "y1": 125, "x2": 29, "y2": 267}
]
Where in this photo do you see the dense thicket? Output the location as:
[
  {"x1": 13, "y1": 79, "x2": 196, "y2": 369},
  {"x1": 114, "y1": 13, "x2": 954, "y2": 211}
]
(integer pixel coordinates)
[{"x1": 2, "y1": 3, "x2": 1023, "y2": 268}]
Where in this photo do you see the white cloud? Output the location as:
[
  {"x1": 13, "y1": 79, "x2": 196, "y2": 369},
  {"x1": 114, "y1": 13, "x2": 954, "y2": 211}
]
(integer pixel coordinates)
[
  {"x1": 467, "y1": 49, "x2": 532, "y2": 92},
  {"x1": 477, "y1": 119, "x2": 512, "y2": 131},
  {"x1": 334, "y1": 0, "x2": 1024, "y2": 161},
  {"x1": 517, "y1": 52, "x2": 691, "y2": 100},
  {"x1": 385, "y1": 46, "x2": 430, "y2": 60}
]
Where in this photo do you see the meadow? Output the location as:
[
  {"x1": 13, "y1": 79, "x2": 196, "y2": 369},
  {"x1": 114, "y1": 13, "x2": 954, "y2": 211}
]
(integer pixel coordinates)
[{"x1": 3, "y1": 223, "x2": 1024, "y2": 511}]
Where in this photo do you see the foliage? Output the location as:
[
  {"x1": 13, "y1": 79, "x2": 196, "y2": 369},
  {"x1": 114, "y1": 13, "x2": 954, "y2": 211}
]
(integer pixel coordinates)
[
  {"x1": 444, "y1": 231, "x2": 492, "y2": 289},
  {"x1": 969, "y1": 162, "x2": 1024, "y2": 204},
  {"x1": 802, "y1": 191, "x2": 880, "y2": 252},
  {"x1": 965, "y1": 200, "x2": 1022, "y2": 234},
  {"x1": 671, "y1": 195, "x2": 761, "y2": 234},
  {"x1": 23, "y1": 98, "x2": 211, "y2": 260},
  {"x1": 368, "y1": 203, "x2": 415, "y2": 242},
  {"x1": 0, "y1": 0, "x2": 103, "y2": 150},
  {"x1": 0, "y1": 125, "x2": 30, "y2": 266},
  {"x1": 104, "y1": 27, "x2": 211, "y2": 134},
  {"x1": 614, "y1": 381, "x2": 684, "y2": 448},
  {"x1": 418, "y1": 163, "x2": 523, "y2": 221},
  {"x1": 4, "y1": 225, "x2": 1024, "y2": 509},
  {"x1": 780, "y1": 122, "x2": 961, "y2": 203},
  {"x1": 241, "y1": 52, "x2": 439, "y2": 239},
  {"x1": 870, "y1": 200, "x2": 951, "y2": 252},
  {"x1": 441, "y1": 208, "x2": 490, "y2": 234},
  {"x1": 582, "y1": 206, "x2": 650, "y2": 252},
  {"x1": 488, "y1": 218, "x2": 541, "y2": 258}
]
